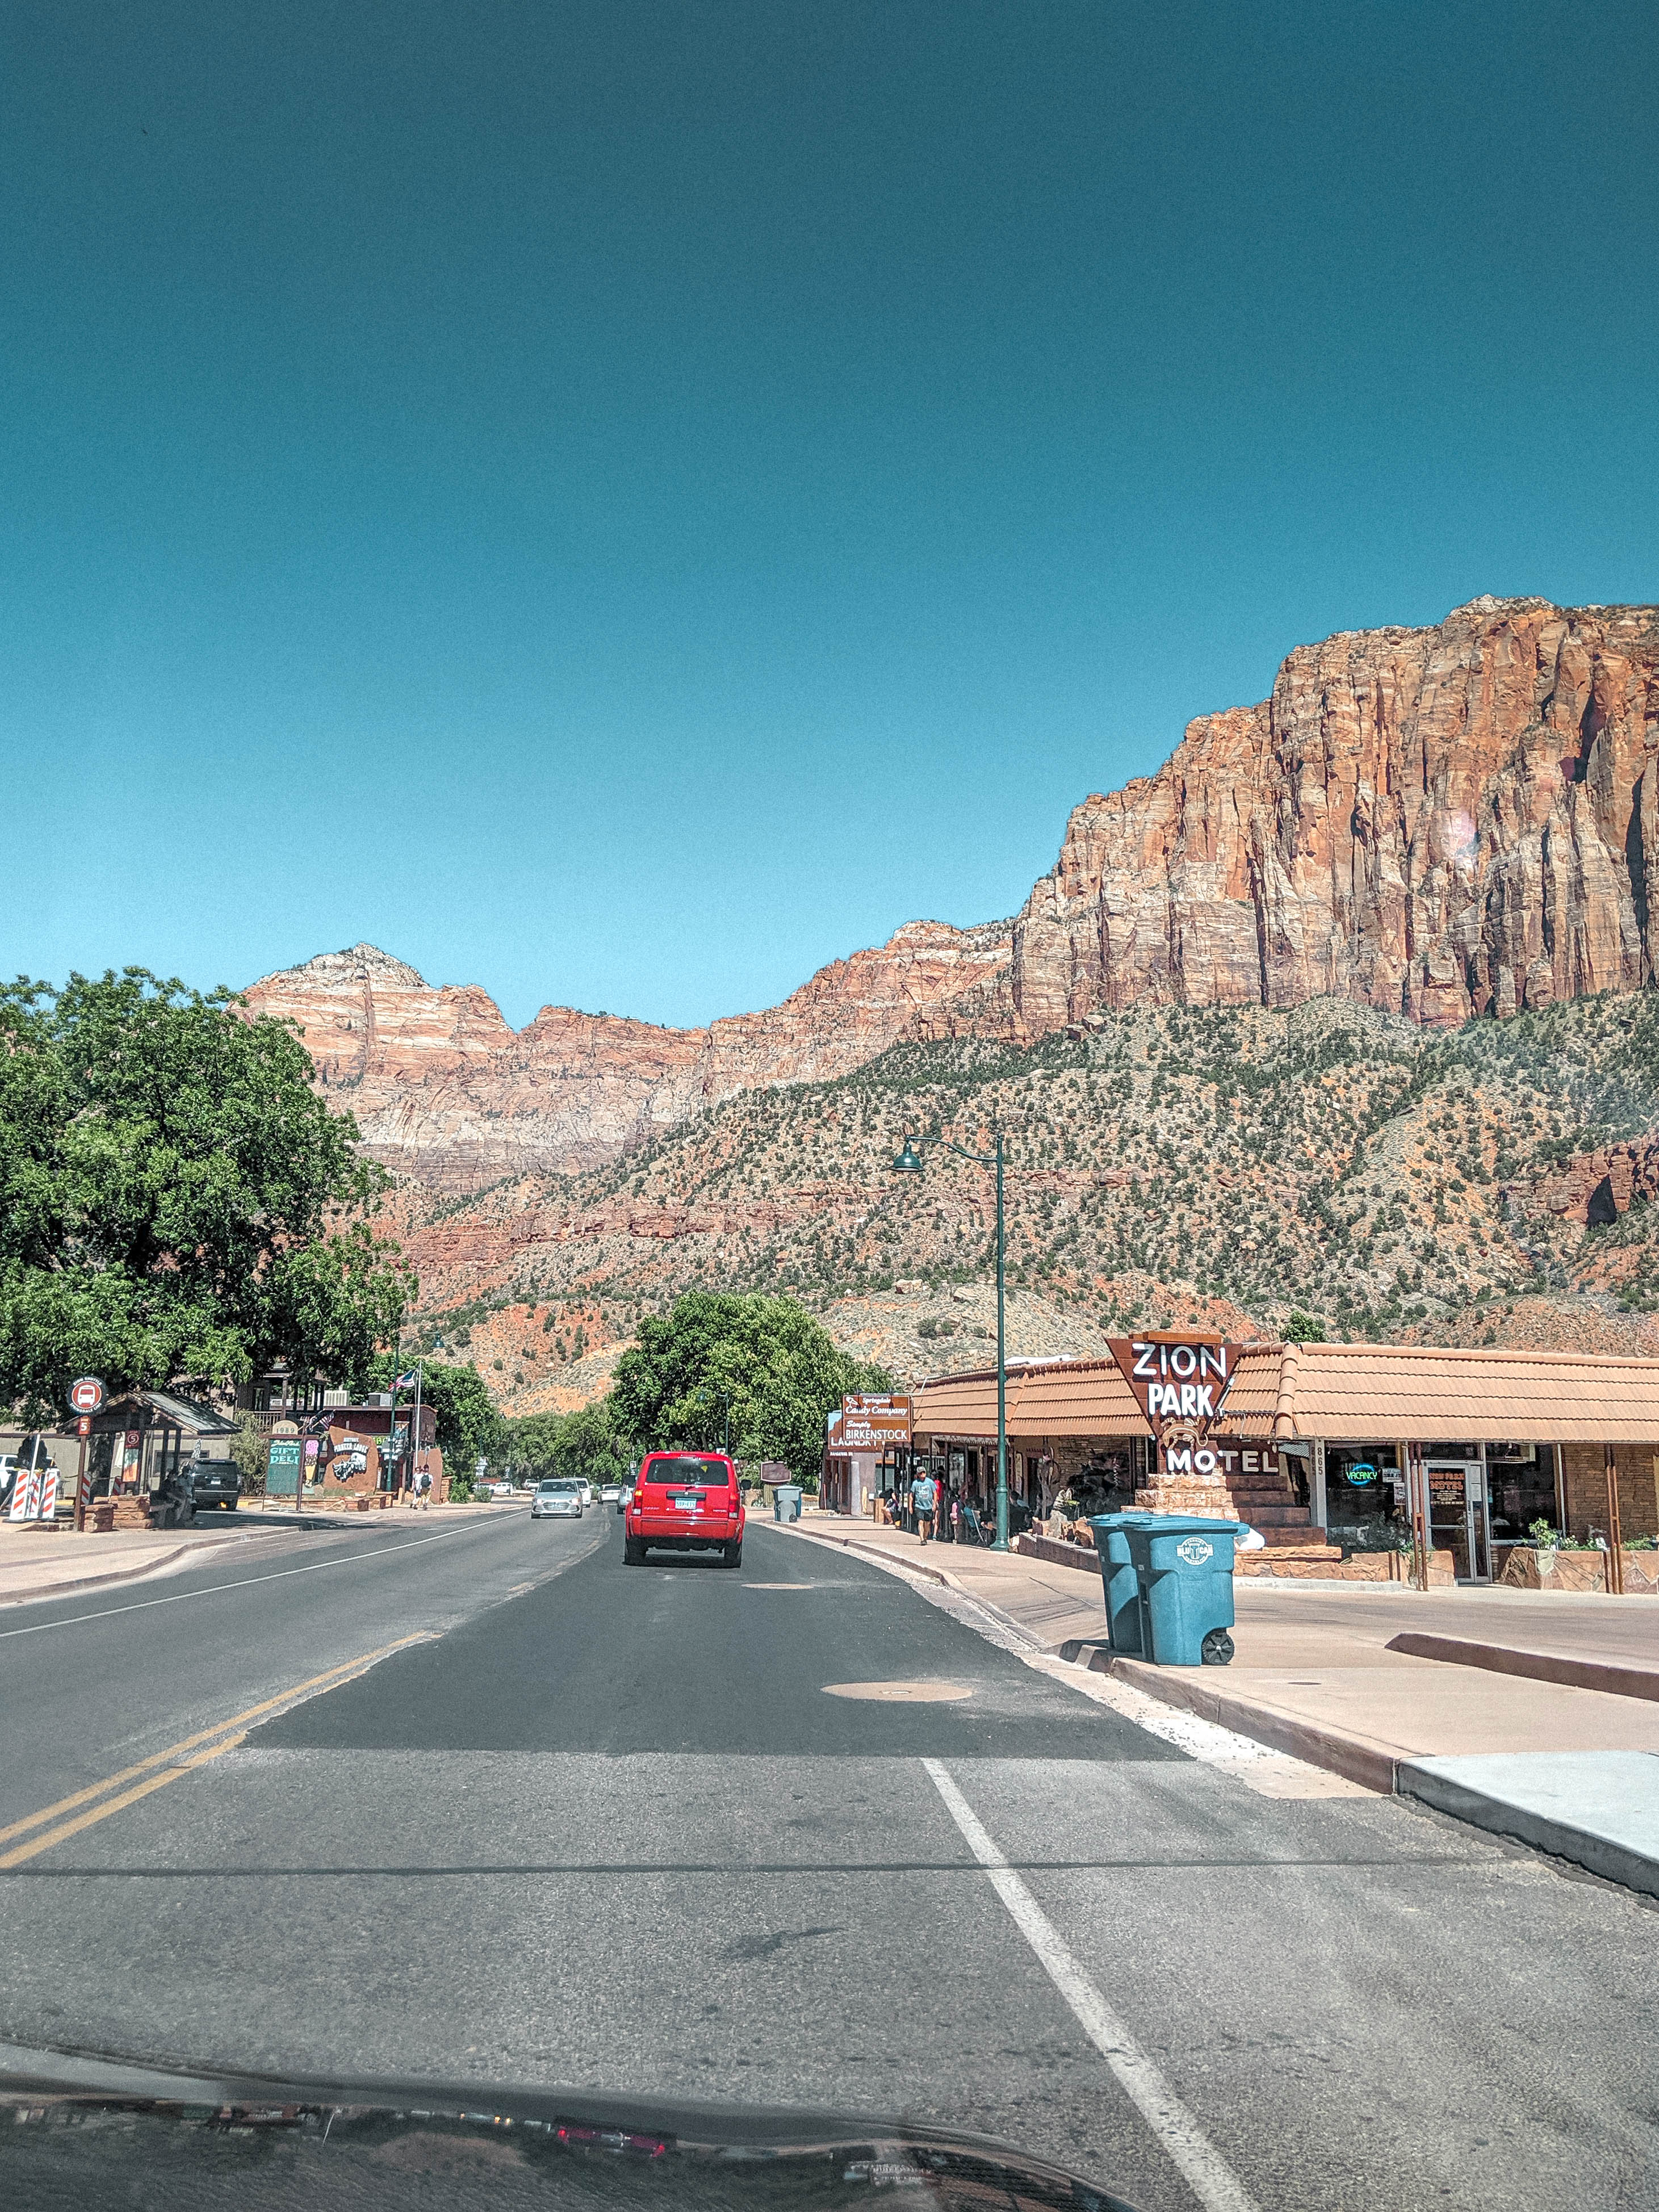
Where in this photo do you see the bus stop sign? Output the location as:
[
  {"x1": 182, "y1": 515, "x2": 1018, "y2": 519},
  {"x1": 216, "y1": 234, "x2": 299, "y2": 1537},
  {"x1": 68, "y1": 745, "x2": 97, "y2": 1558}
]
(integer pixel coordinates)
[{"x1": 69, "y1": 1377, "x2": 105, "y2": 1414}]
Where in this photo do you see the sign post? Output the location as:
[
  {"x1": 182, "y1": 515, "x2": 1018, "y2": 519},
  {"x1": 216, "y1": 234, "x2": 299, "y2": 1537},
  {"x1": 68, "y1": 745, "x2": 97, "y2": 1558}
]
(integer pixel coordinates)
[{"x1": 68, "y1": 1377, "x2": 104, "y2": 1532}]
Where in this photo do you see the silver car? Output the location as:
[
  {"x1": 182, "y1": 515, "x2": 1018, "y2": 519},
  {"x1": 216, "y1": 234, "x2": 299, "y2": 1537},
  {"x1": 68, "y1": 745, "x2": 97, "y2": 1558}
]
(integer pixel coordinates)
[{"x1": 531, "y1": 1478, "x2": 583, "y2": 1520}]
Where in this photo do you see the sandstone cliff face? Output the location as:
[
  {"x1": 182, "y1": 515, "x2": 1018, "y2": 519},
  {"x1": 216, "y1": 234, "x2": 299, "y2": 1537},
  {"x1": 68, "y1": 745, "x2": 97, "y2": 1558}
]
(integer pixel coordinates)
[
  {"x1": 249, "y1": 598, "x2": 1659, "y2": 1192},
  {"x1": 245, "y1": 921, "x2": 1010, "y2": 1190},
  {"x1": 1011, "y1": 597, "x2": 1659, "y2": 1033}
]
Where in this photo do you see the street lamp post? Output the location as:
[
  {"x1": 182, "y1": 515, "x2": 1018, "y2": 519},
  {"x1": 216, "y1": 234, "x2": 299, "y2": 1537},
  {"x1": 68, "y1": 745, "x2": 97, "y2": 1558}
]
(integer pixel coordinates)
[{"x1": 892, "y1": 1128, "x2": 1009, "y2": 1552}]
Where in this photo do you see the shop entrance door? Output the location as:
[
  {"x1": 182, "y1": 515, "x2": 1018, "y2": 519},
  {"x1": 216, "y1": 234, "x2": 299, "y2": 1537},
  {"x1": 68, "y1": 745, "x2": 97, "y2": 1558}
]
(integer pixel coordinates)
[{"x1": 1425, "y1": 1460, "x2": 1490, "y2": 1582}]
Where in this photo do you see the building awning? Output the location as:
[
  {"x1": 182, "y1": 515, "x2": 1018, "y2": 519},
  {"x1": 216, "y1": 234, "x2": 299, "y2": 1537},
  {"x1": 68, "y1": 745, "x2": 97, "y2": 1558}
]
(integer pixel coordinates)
[
  {"x1": 1226, "y1": 1340, "x2": 1659, "y2": 1446},
  {"x1": 912, "y1": 1358, "x2": 1149, "y2": 1443},
  {"x1": 88, "y1": 1392, "x2": 238, "y2": 1435},
  {"x1": 912, "y1": 1340, "x2": 1659, "y2": 1448}
]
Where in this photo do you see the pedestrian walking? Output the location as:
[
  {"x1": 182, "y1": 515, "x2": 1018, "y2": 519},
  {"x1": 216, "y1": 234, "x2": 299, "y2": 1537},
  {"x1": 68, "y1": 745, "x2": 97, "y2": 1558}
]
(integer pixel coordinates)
[
  {"x1": 949, "y1": 1494, "x2": 961, "y2": 1544},
  {"x1": 417, "y1": 1465, "x2": 433, "y2": 1511},
  {"x1": 912, "y1": 1468, "x2": 938, "y2": 1544}
]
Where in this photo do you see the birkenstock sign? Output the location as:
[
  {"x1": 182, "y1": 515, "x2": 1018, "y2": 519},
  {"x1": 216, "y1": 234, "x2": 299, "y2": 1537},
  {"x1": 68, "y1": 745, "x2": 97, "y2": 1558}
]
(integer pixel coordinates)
[{"x1": 1106, "y1": 1333, "x2": 1243, "y2": 1432}]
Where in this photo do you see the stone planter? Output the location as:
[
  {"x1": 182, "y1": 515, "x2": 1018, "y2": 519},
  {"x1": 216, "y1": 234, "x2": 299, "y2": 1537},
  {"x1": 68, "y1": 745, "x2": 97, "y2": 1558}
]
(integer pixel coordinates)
[{"x1": 1498, "y1": 1545, "x2": 1659, "y2": 1594}]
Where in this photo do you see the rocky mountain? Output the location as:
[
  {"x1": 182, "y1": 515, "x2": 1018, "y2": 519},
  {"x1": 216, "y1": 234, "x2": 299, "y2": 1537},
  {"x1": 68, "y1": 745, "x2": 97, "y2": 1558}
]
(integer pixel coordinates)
[
  {"x1": 245, "y1": 921, "x2": 1010, "y2": 1190},
  {"x1": 1011, "y1": 595, "x2": 1659, "y2": 1036},
  {"x1": 243, "y1": 592, "x2": 1659, "y2": 1407},
  {"x1": 250, "y1": 596, "x2": 1658, "y2": 1201},
  {"x1": 392, "y1": 987, "x2": 1659, "y2": 1413}
]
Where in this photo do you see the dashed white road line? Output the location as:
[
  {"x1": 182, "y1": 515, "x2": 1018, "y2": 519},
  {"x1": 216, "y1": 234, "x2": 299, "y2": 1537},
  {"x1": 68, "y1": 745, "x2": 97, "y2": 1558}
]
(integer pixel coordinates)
[{"x1": 924, "y1": 1757, "x2": 1260, "y2": 2212}]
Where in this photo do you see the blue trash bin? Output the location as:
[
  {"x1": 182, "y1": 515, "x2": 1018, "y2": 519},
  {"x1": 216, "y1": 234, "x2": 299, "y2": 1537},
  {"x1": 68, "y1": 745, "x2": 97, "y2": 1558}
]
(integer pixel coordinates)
[
  {"x1": 1087, "y1": 1513, "x2": 1159, "y2": 1656},
  {"x1": 1122, "y1": 1516, "x2": 1239, "y2": 1666}
]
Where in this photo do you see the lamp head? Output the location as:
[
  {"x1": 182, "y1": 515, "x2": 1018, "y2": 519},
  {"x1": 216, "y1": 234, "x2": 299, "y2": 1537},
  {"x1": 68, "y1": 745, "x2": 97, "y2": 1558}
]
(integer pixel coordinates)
[{"x1": 891, "y1": 1137, "x2": 924, "y2": 1174}]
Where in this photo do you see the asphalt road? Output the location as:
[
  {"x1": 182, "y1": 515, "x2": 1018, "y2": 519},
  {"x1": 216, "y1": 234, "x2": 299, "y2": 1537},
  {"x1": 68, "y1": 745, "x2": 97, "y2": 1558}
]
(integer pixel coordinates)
[{"x1": 1, "y1": 1511, "x2": 1654, "y2": 2211}]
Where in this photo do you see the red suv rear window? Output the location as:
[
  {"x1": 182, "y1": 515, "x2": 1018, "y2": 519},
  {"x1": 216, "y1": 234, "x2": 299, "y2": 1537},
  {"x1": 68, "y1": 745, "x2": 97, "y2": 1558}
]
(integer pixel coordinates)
[{"x1": 640, "y1": 1456, "x2": 731, "y2": 1489}]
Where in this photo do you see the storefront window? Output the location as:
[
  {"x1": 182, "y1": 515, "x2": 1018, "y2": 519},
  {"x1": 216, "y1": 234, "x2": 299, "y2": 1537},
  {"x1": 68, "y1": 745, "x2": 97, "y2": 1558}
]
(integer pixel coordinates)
[
  {"x1": 1485, "y1": 1443, "x2": 1559, "y2": 1539},
  {"x1": 1325, "y1": 1443, "x2": 1404, "y2": 1533}
]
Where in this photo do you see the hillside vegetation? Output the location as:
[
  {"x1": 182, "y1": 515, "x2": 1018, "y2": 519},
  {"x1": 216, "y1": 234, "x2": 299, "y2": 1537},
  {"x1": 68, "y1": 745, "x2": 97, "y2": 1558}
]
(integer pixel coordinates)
[{"x1": 397, "y1": 990, "x2": 1659, "y2": 1399}]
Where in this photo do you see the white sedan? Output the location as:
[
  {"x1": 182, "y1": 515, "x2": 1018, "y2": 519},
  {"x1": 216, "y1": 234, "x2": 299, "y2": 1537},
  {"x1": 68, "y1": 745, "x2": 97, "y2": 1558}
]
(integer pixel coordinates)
[{"x1": 531, "y1": 1478, "x2": 584, "y2": 1519}]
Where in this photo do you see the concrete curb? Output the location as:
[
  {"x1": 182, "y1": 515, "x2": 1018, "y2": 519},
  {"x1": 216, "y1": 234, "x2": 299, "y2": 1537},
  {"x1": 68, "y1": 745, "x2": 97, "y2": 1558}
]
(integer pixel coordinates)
[
  {"x1": 1057, "y1": 1637, "x2": 1400, "y2": 1792},
  {"x1": 1385, "y1": 1630, "x2": 1659, "y2": 1706},
  {"x1": 0, "y1": 1544, "x2": 195, "y2": 1608},
  {"x1": 1013, "y1": 1532, "x2": 1099, "y2": 1573},
  {"x1": 1397, "y1": 1756, "x2": 1659, "y2": 1899}
]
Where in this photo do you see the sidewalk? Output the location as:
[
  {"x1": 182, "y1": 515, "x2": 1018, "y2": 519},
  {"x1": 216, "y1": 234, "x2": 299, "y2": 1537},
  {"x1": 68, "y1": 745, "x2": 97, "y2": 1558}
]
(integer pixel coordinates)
[
  {"x1": 784, "y1": 1508, "x2": 1659, "y2": 1897},
  {"x1": 0, "y1": 1523, "x2": 249, "y2": 1607}
]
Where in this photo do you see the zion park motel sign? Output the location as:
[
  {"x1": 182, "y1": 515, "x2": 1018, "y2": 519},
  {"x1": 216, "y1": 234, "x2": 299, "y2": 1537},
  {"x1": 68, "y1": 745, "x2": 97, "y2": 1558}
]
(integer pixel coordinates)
[{"x1": 1105, "y1": 1333, "x2": 1253, "y2": 1481}]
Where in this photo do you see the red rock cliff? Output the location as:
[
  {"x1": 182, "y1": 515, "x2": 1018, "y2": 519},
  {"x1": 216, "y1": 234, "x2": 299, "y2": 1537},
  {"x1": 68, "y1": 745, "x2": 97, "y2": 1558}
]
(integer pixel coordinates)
[
  {"x1": 248, "y1": 596, "x2": 1659, "y2": 1190},
  {"x1": 245, "y1": 922, "x2": 1010, "y2": 1189},
  {"x1": 1011, "y1": 596, "x2": 1659, "y2": 1033}
]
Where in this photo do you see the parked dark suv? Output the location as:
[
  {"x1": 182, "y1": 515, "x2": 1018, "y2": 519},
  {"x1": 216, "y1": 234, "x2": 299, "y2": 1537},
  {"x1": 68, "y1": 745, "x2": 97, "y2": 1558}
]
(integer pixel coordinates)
[{"x1": 188, "y1": 1457, "x2": 241, "y2": 1511}]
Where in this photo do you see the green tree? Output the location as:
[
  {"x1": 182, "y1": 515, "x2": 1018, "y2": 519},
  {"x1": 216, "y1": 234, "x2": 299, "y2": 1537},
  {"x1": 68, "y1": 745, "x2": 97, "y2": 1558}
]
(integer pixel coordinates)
[
  {"x1": 497, "y1": 1409, "x2": 563, "y2": 1481},
  {"x1": 0, "y1": 970, "x2": 412, "y2": 1418},
  {"x1": 230, "y1": 1412, "x2": 268, "y2": 1495},
  {"x1": 368, "y1": 1355, "x2": 503, "y2": 1482},
  {"x1": 1283, "y1": 1310, "x2": 1327, "y2": 1342},
  {"x1": 609, "y1": 1292, "x2": 890, "y2": 1482},
  {"x1": 552, "y1": 1398, "x2": 630, "y2": 1488}
]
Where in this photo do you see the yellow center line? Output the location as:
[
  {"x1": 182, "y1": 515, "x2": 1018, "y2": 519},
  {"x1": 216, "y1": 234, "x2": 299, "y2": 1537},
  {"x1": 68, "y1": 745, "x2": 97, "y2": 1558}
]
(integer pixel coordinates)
[
  {"x1": 0, "y1": 1735, "x2": 249, "y2": 1870},
  {"x1": 0, "y1": 1632, "x2": 431, "y2": 1857}
]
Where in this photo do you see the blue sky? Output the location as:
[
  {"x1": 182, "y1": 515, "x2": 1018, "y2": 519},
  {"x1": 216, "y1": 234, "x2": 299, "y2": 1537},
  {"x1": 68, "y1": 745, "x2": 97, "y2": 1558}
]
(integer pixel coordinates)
[{"x1": 5, "y1": 2, "x2": 1656, "y2": 1029}]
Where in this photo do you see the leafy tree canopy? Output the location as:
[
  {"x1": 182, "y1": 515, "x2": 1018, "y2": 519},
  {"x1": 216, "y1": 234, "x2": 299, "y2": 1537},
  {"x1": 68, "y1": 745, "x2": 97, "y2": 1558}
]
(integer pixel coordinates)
[
  {"x1": 1283, "y1": 1310, "x2": 1327, "y2": 1343},
  {"x1": 609, "y1": 1292, "x2": 890, "y2": 1481},
  {"x1": 552, "y1": 1399, "x2": 630, "y2": 1487},
  {"x1": 494, "y1": 1409, "x2": 563, "y2": 1481},
  {"x1": 0, "y1": 969, "x2": 411, "y2": 1418},
  {"x1": 367, "y1": 1354, "x2": 502, "y2": 1478}
]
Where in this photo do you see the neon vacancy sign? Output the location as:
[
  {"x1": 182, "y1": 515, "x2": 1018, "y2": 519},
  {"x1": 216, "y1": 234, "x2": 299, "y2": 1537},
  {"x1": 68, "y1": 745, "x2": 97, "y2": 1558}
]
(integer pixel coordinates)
[{"x1": 1107, "y1": 1335, "x2": 1239, "y2": 1428}]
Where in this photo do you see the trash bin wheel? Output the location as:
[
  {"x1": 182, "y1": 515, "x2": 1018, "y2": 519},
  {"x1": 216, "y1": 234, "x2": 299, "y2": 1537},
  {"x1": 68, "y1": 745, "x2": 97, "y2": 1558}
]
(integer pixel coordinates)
[{"x1": 1200, "y1": 1628, "x2": 1235, "y2": 1666}]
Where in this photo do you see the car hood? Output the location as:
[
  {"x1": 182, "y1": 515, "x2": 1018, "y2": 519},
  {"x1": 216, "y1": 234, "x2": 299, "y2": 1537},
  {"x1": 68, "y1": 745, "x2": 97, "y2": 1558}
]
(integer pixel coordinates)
[{"x1": 0, "y1": 2043, "x2": 1134, "y2": 2210}]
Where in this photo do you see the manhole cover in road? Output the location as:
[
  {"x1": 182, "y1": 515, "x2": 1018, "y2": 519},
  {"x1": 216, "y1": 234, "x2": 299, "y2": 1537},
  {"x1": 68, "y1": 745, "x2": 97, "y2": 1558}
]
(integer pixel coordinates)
[{"x1": 822, "y1": 1680, "x2": 975, "y2": 1702}]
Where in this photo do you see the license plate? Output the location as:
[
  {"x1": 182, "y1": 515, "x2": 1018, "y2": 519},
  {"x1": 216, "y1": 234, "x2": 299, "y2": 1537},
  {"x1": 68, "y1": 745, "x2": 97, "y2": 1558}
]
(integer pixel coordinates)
[{"x1": 673, "y1": 1496, "x2": 700, "y2": 1511}]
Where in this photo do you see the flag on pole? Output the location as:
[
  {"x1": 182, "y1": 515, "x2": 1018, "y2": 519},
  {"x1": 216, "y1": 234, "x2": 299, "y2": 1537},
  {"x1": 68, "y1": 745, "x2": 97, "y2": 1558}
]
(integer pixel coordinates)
[{"x1": 395, "y1": 1369, "x2": 418, "y2": 1389}]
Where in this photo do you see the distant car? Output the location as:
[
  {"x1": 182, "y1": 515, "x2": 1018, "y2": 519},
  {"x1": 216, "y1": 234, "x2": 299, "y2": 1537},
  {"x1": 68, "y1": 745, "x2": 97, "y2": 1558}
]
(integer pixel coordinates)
[
  {"x1": 188, "y1": 1458, "x2": 241, "y2": 1512},
  {"x1": 573, "y1": 1477, "x2": 595, "y2": 1507},
  {"x1": 599, "y1": 1482, "x2": 623, "y2": 1505},
  {"x1": 617, "y1": 1484, "x2": 632, "y2": 1516},
  {"x1": 531, "y1": 1478, "x2": 584, "y2": 1520},
  {"x1": 624, "y1": 1452, "x2": 743, "y2": 1568},
  {"x1": 487, "y1": 1479, "x2": 517, "y2": 1501}
]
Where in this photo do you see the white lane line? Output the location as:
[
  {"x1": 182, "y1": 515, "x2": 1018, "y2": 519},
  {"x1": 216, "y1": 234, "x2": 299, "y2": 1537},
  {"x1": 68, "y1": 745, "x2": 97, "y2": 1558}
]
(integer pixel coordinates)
[
  {"x1": 923, "y1": 1758, "x2": 1259, "y2": 2212},
  {"x1": 0, "y1": 1521, "x2": 511, "y2": 1641}
]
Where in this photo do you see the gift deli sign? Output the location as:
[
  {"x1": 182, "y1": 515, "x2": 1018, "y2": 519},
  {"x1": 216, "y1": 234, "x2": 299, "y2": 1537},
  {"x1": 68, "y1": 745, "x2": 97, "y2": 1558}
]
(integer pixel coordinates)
[{"x1": 1106, "y1": 1334, "x2": 1243, "y2": 1435}]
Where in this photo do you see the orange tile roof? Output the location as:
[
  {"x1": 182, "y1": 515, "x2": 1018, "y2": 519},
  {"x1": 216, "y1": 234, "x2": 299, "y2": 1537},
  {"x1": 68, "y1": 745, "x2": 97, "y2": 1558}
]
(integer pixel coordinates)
[
  {"x1": 912, "y1": 1358, "x2": 1147, "y2": 1442},
  {"x1": 1241, "y1": 1340, "x2": 1659, "y2": 1445},
  {"x1": 913, "y1": 1341, "x2": 1659, "y2": 1446}
]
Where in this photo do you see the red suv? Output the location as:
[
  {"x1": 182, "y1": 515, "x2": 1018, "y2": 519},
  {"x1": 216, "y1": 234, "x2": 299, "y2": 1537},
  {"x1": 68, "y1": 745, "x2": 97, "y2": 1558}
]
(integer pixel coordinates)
[{"x1": 624, "y1": 1452, "x2": 745, "y2": 1568}]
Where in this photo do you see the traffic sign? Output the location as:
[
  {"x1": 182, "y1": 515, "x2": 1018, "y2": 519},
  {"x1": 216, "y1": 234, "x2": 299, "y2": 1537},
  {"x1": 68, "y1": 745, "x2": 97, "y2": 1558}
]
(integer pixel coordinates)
[
  {"x1": 77, "y1": 1415, "x2": 91, "y2": 1438},
  {"x1": 69, "y1": 1376, "x2": 105, "y2": 1414}
]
